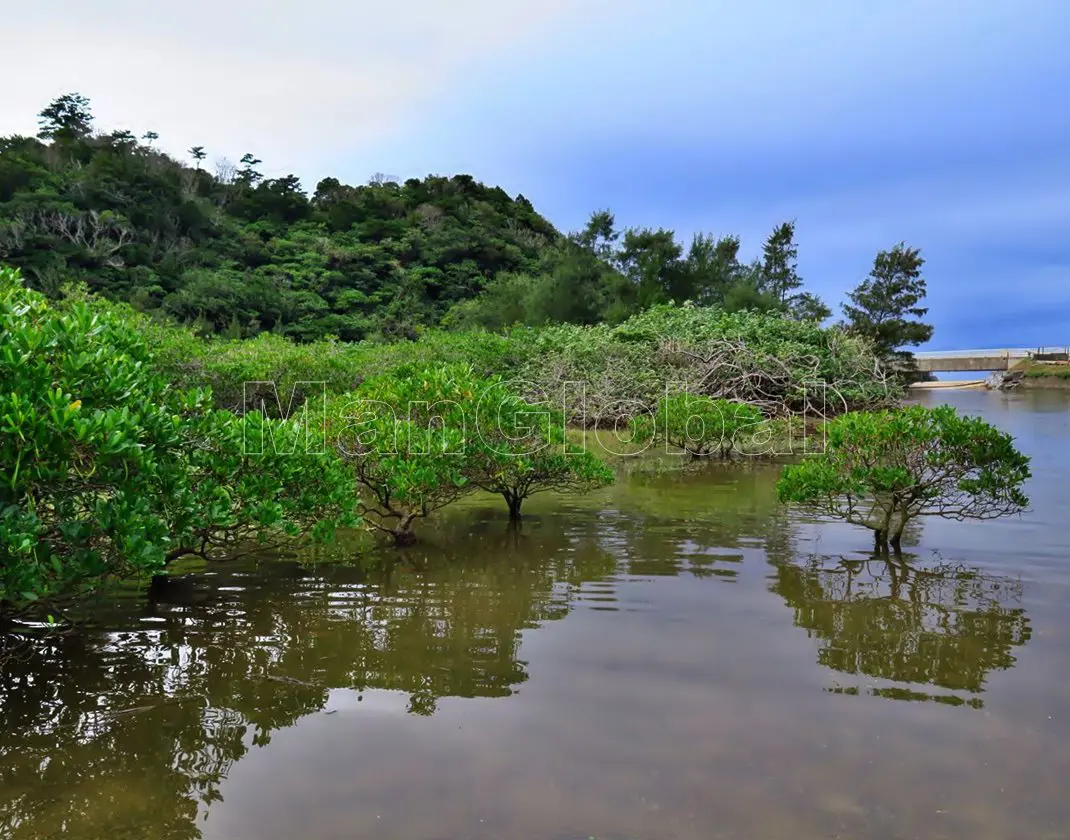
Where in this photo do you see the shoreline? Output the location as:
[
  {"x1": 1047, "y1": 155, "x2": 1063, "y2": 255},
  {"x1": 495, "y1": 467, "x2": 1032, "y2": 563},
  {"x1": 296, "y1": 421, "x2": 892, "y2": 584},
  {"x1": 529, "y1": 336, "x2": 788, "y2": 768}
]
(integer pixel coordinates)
[{"x1": 907, "y1": 380, "x2": 987, "y2": 390}]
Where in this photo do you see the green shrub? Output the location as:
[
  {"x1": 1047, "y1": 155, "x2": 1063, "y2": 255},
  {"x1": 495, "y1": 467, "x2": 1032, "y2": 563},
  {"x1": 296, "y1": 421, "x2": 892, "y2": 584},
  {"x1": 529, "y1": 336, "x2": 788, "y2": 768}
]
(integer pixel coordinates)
[
  {"x1": 325, "y1": 364, "x2": 479, "y2": 544},
  {"x1": 776, "y1": 405, "x2": 1030, "y2": 553},
  {"x1": 513, "y1": 304, "x2": 895, "y2": 424},
  {"x1": 326, "y1": 363, "x2": 616, "y2": 541},
  {"x1": 632, "y1": 393, "x2": 765, "y2": 458},
  {"x1": 0, "y1": 267, "x2": 358, "y2": 607},
  {"x1": 469, "y1": 378, "x2": 615, "y2": 518}
]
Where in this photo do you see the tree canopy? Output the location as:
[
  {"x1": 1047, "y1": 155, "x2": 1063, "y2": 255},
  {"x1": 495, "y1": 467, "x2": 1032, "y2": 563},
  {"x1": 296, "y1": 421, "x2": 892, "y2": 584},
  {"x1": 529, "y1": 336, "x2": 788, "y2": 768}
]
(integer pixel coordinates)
[
  {"x1": 776, "y1": 405, "x2": 1030, "y2": 553},
  {"x1": 0, "y1": 94, "x2": 858, "y2": 341},
  {"x1": 842, "y1": 243, "x2": 934, "y2": 362},
  {"x1": 0, "y1": 267, "x2": 358, "y2": 606}
]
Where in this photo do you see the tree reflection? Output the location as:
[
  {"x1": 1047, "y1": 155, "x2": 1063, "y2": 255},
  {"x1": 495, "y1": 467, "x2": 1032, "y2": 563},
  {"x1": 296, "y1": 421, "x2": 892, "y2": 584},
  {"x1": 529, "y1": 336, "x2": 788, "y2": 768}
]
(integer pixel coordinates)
[
  {"x1": 0, "y1": 465, "x2": 791, "y2": 838},
  {"x1": 771, "y1": 555, "x2": 1031, "y2": 704},
  {"x1": 0, "y1": 531, "x2": 617, "y2": 839}
]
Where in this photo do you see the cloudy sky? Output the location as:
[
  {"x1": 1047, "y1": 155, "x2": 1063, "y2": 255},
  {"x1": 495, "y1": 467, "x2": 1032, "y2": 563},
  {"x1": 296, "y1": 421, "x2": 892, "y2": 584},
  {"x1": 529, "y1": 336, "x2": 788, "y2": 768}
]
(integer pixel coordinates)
[{"x1": 3, "y1": 0, "x2": 1068, "y2": 348}]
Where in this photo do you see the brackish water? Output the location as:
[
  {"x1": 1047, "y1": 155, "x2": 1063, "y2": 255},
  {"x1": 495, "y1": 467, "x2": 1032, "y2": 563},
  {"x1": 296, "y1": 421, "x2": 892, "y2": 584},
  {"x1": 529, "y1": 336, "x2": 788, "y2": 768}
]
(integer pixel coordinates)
[{"x1": 2, "y1": 390, "x2": 1069, "y2": 840}]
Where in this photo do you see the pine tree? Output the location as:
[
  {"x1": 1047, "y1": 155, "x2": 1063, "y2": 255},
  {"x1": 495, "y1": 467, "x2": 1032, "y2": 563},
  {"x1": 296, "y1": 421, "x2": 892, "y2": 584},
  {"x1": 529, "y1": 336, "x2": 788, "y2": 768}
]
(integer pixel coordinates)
[
  {"x1": 842, "y1": 243, "x2": 934, "y2": 360},
  {"x1": 759, "y1": 221, "x2": 803, "y2": 304},
  {"x1": 37, "y1": 93, "x2": 93, "y2": 141}
]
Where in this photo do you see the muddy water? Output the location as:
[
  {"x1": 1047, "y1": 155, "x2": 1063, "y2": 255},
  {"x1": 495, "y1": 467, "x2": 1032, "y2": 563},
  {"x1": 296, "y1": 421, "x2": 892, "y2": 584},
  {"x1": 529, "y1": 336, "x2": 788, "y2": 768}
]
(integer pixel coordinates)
[{"x1": 1, "y1": 389, "x2": 1068, "y2": 840}]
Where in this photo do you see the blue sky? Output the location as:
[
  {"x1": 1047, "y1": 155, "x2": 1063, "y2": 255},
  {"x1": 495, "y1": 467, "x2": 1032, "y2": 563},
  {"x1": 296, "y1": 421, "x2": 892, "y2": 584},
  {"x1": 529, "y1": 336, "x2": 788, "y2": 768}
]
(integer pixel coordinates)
[{"x1": 3, "y1": 0, "x2": 1068, "y2": 348}]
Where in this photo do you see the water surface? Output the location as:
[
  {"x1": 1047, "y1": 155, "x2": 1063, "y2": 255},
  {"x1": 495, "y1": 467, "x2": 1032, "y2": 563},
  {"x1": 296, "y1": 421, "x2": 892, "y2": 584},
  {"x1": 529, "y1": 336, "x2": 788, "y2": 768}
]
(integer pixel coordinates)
[{"x1": 2, "y1": 389, "x2": 1069, "y2": 839}]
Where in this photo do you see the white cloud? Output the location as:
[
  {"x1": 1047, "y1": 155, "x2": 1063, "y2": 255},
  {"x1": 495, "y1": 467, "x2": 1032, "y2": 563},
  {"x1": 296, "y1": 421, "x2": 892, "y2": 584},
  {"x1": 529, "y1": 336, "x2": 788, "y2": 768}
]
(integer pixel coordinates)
[{"x1": 0, "y1": 0, "x2": 618, "y2": 181}]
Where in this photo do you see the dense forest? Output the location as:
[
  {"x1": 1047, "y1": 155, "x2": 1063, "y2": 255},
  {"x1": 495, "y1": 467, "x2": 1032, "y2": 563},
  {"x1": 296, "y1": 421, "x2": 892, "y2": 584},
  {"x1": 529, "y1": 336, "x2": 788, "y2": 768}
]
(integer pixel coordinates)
[{"x1": 0, "y1": 94, "x2": 861, "y2": 342}]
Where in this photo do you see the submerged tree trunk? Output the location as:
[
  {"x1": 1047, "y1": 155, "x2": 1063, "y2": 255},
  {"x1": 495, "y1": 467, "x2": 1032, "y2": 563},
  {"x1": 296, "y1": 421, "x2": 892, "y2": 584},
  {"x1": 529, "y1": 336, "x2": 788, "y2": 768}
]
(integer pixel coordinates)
[
  {"x1": 888, "y1": 506, "x2": 909, "y2": 555},
  {"x1": 392, "y1": 528, "x2": 417, "y2": 547},
  {"x1": 503, "y1": 491, "x2": 524, "y2": 521},
  {"x1": 873, "y1": 529, "x2": 890, "y2": 555},
  {"x1": 390, "y1": 514, "x2": 418, "y2": 546}
]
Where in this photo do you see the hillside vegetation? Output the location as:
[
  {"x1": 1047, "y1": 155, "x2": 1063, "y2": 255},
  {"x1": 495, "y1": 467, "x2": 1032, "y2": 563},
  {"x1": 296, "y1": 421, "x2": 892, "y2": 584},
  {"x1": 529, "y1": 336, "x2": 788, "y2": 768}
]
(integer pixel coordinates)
[
  {"x1": 1, "y1": 94, "x2": 858, "y2": 341},
  {"x1": 0, "y1": 96, "x2": 939, "y2": 606}
]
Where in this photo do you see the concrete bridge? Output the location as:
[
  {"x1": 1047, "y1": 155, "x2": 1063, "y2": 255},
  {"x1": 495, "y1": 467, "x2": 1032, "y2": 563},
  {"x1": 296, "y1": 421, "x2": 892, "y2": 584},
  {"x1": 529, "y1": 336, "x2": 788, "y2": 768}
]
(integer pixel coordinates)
[{"x1": 913, "y1": 348, "x2": 1068, "y2": 372}]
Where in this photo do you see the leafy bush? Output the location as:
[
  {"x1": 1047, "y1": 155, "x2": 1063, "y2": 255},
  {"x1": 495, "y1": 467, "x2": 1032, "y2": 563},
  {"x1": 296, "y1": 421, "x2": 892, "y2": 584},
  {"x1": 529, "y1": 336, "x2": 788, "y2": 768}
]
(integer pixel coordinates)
[
  {"x1": 776, "y1": 405, "x2": 1031, "y2": 553},
  {"x1": 632, "y1": 393, "x2": 765, "y2": 458},
  {"x1": 325, "y1": 364, "x2": 616, "y2": 541},
  {"x1": 154, "y1": 326, "x2": 524, "y2": 413},
  {"x1": 326, "y1": 364, "x2": 479, "y2": 544},
  {"x1": 513, "y1": 304, "x2": 896, "y2": 424},
  {"x1": 0, "y1": 267, "x2": 358, "y2": 607},
  {"x1": 469, "y1": 378, "x2": 615, "y2": 517}
]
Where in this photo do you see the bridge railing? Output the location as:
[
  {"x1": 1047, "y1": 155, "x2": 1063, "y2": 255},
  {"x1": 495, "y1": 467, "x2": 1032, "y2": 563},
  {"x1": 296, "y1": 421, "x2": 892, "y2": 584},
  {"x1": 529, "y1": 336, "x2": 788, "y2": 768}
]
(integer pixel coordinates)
[
  {"x1": 913, "y1": 349, "x2": 1032, "y2": 359},
  {"x1": 913, "y1": 347, "x2": 1069, "y2": 357}
]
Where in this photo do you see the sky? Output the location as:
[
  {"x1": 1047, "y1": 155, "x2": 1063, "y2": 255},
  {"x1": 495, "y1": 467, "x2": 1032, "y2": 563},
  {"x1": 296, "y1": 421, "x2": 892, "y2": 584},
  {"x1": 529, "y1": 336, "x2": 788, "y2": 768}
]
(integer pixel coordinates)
[{"x1": 2, "y1": 0, "x2": 1068, "y2": 349}]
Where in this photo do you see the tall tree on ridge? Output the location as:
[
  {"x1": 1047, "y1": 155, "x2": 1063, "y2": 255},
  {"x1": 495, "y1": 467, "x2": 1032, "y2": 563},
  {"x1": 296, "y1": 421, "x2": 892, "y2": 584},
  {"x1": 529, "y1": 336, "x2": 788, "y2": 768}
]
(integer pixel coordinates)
[
  {"x1": 842, "y1": 243, "x2": 933, "y2": 361},
  {"x1": 617, "y1": 227, "x2": 682, "y2": 308},
  {"x1": 759, "y1": 220, "x2": 803, "y2": 304},
  {"x1": 37, "y1": 93, "x2": 93, "y2": 141}
]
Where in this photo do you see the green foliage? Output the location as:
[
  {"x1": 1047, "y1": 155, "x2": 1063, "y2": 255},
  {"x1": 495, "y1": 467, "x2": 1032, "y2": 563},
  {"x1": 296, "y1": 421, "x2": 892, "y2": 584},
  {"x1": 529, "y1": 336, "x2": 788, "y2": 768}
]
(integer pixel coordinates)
[
  {"x1": 326, "y1": 364, "x2": 616, "y2": 539},
  {"x1": 37, "y1": 93, "x2": 93, "y2": 141},
  {"x1": 757, "y1": 220, "x2": 803, "y2": 305},
  {"x1": 0, "y1": 267, "x2": 358, "y2": 607},
  {"x1": 1022, "y1": 363, "x2": 1070, "y2": 379},
  {"x1": 1, "y1": 96, "x2": 561, "y2": 341},
  {"x1": 2, "y1": 97, "x2": 855, "y2": 340},
  {"x1": 787, "y1": 291, "x2": 833, "y2": 323},
  {"x1": 777, "y1": 405, "x2": 1030, "y2": 552},
  {"x1": 160, "y1": 326, "x2": 523, "y2": 412},
  {"x1": 677, "y1": 232, "x2": 745, "y2": 307},
  {"x1": 326, "y1": 364, "x2": 480, "y2": 543},
  {"x1": 450, "y1": 213, "x2": 832, "y2": 328},
  {"x1": 95, "y1": 285, "x2": 891, "y2": 431},
  {"x1": 469, "y1": 379, "x2": 615, "y2": 517},
  {"x1": 442, "y1": 237, "x2": 630, "y2": 330},
  {"x1": 632, "y1": 393, "x2": 764, "y2": 458},
  {"x1": 842, "y1": 243, "x2": 934, "y2": 361},
  {"x1": 515, "y1": 304, "x2": 897, "y2": 424}
]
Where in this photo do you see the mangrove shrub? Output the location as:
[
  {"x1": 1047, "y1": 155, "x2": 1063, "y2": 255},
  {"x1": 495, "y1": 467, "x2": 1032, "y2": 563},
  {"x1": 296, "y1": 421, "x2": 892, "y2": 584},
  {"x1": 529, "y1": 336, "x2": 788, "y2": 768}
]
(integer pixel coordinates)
[
  {"x1": 327, "y1": 364, "x2": 616, "y2": 540},
  {"x1": 470, "y1": 379, "x2": 614, "y2": 518},
  {"x1": 776, "y1": 405, "x2": 1030, "y2": 553},
  {"x1": 632, "y1": 393, "x2": 764, "y2": 458},
  {"x1": 0, "y1": 268, "x2": 358, "y2": 607},
  {"x1": 326, "y1": 364, "x2": 479, "y2": 544}
]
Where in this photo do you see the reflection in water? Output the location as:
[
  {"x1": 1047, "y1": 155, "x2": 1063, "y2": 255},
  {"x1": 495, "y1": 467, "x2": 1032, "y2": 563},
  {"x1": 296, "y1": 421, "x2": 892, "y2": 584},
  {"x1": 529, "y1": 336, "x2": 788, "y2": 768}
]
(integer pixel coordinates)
[
  {"x1": 0, "y1": 530, "x2": 619, "y2": 839},
  {"x1": 0, "y1": 467, "x2": 774, "y2": 840},
  {"x1": 1, "y1": 394, "x2": 1066, "y2": 840},
  {"x1": 771, "y1": 555, "x2": 1031, "y2": 706}
]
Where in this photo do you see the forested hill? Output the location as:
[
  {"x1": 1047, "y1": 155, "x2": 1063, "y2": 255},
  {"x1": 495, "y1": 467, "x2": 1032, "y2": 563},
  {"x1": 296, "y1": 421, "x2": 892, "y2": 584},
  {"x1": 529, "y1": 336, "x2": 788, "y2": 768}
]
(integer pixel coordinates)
[
  {"x1": 0, "y1": 96, "x2": 568, "y2": 341},
  {"x1": 0, "y1": 94, "x2": 868, "y2": 342}
]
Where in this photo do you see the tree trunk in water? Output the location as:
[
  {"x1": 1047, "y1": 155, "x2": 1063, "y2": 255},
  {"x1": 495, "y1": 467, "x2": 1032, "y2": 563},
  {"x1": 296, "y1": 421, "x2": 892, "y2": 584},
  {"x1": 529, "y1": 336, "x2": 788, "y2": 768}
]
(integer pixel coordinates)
[
  {"x1": 873, "y1": 529, "x2": 890, "y2": 555},
  {"x1": 505, "y1": 492, "x2": 523, "y2": 521},
  {"x1": 888, "y1": 510, "x2": 907, "y2": 555},
  {"x1": 392, "y1": 529, "x2": 417, "y2": 547},
  {"x1": 392, "y1": 514, "x2": 418, "y2": 546}
]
